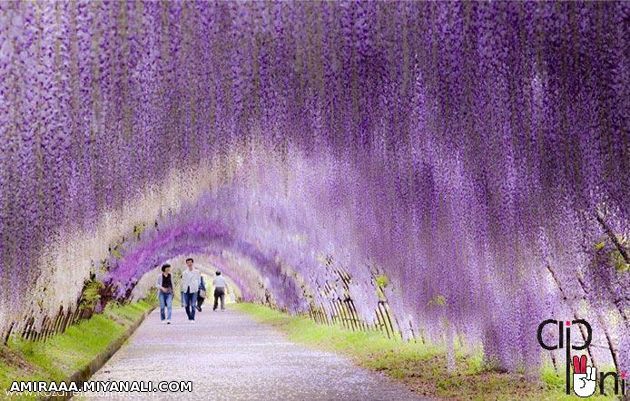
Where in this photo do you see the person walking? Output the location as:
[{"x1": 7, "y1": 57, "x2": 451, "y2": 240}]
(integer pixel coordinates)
[
  {"x1": 197, "y1": 275, "x2": 206, "y2": 312},
  {"x1": 213, "y1": 271, "x2": 228, "y2": 311},
  {"x1": 179, "y1": 269, "x2": 187, "y2": 309},
  {"x1": 181, "y1": 258, "x2": 201, "y2": 322},
  {"x1": 156, "y1": 264, "x2": 173, "y2": 324}
]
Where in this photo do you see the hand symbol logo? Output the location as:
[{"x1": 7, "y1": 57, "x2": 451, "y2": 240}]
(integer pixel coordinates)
[{"x1": 573, "y1": 355, "x2": 597, "y2": 398}]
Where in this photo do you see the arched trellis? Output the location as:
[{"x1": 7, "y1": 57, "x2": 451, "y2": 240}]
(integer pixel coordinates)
[
  {"x1": 104, "y1": 216, "x2": 403, "y2": 339},
  {"x1": 1, "y1": 1, "x2": 627, "y2": 376},
  {"x1": 104, "y1": 218, "x2": 307, "y2": 312},
  {"x1": 1, "y1": 213, "x2": 403, "y2": 345}
]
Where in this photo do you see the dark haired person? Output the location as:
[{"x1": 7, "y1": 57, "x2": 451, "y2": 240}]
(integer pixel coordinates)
[
  {"x1": 212, "y1": 271, "x2": 228, "y2": 311},
  {"x1": 156, "y1": 264, "x2": 173, "y2": 324},
  {"x1": 181, "y1": 257, "x2": 201, "y2": 322},
  {"x1": 196, "y1": 275, "x2": 206, "y2": 312}
]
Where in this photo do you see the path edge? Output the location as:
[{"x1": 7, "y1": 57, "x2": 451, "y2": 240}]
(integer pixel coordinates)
[{"x1": 44, "y1": 306, "x2": 155, "y2": 401}]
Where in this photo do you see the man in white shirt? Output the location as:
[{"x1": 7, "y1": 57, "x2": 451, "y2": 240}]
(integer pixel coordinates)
[
  {"x1": 212, "y1": 271, "x2": 228, "y2": 311},
  {"x1": 182, "y1": 258, "x2": 201, "y2": 322}
]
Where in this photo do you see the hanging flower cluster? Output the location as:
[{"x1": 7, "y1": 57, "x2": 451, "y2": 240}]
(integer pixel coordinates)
[{"x1": 0, "y1": 1, "x2": 628, "y2": 373}]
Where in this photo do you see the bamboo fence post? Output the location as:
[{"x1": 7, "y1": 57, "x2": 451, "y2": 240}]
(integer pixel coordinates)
[
  {"x1": 345, "y1": 300, "x2": 359, "y2": 331},
  {"x1": 32, "y1": 317, "x2": 44, "y2": 342},
  {"x1": 409, "y1": 320, "x2": 418, "y2": 343},
  {"x1": 337, "y1": 299, "x2": 349, "y2": 330},
  {"x1": 45, "y1": 318, "x2": 54, "y2": 341},
  {"x1": 62, "y1": 308, "x2": 73, "y2": 332},
  {"x1": 332, "y1": 299, "x2": 346, "y2": 329},
  {"x1": 54, "y1": 307, "x2": 64, "y2": 334},
  {"x1": 327, "y1": 299, "x2": 337, "y2": 325},
  {"x1": 39, "y1": 318, "x2": 48, "y2": 342},
  {"x1": 322, "y1": 306, "x2": 332, "y2": 326},
  {"x1": 347, "y1": 299, "x2": 367, "y2": 331},
  {"x1": 382, "y1": 302, "x2": 398, "y2": 340},
  {"x1": 376, "y1": 303, "x2": 391, "y2": 339},
  {"x1": 342, "y1": 300, "x2": 356, "y2": 331},
  {"x1": 20, "y1": 318, "x2": 28, "y2": 339},
  {"x1": 72, "y1": 306, "x2": 81, "y2": 324},
  {"x1": 3, "y1": 322, "x2": 14, "y2": 345},
  {"x1": 22, "y1": 316, "x2": 34, "y2": 340}
]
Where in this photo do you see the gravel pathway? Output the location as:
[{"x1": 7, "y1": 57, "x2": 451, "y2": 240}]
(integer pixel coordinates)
[{"x1": 74, "y1": 306, "x2": 432, "y2": 401}]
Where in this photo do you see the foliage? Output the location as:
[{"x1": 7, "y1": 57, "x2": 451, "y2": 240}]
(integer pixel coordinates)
[
  {"x1": 78, "y1": 279, "x2": 104, "y2": 311},
  {"x1": 375, "y1": 274, "x2": 389, "y2": 288},
  {"x1": 428, "y1": 295, "x2": 447, "y2": 308}
]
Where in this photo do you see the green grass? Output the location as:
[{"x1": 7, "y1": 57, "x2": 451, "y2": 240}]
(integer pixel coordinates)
[
  {"x1": 234, "y1": 302, "x2": 623, "y2": 401},
  {"x1": 0, "y1": 300, "x2": 154, "y2": 400}
]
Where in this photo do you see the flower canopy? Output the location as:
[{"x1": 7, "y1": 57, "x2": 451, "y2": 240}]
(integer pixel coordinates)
[{"x1": 0, "y1": 1, "x2": 627, "y2": 372}]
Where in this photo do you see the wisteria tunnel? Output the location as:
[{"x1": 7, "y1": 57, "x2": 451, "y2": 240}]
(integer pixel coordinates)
[{"x1": 0, "y1": 1, "x2": 628, "y2": 396}]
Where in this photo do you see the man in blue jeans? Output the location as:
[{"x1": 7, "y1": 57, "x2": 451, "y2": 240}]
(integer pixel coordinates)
[
  {"x1": 156, "y1": 264, "x2": 173, "y2": 324},
  {"x1": 181, "y1": 258, "x2": 201, "y2": 322}
]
